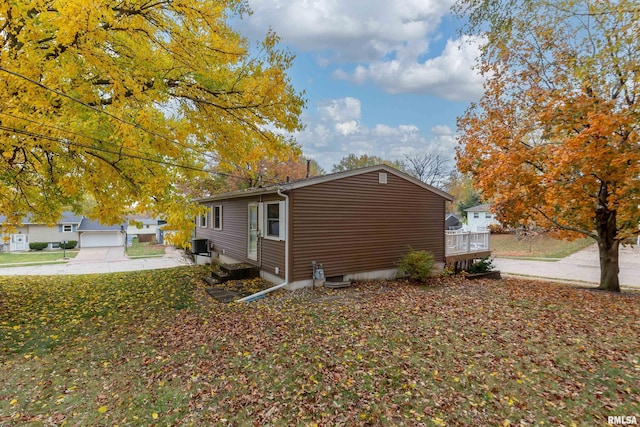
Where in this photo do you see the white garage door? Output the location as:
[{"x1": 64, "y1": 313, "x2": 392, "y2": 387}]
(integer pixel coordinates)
[{"x1": 81, "y1": 232, "x2": 123, "y2": 248}]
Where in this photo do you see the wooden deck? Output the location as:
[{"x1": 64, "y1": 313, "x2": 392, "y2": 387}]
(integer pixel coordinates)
[
  {"x1": 445, "y1": 250, "x2": 492, "y2": 264},
  {"x1": 444, "y1": 230, "x2": 491, "y2": 269}
]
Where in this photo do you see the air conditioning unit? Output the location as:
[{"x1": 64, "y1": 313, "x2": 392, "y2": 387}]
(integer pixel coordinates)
[{"x1": 191, "y1": 238, "x2": 210, "y2": 256}]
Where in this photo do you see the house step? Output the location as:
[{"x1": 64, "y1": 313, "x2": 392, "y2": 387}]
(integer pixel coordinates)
[
  {"x1": 202, "y1": 276, "x2": 220, "y2": 286},
  {"x1": 205, "y1": 287, "x2": 243, "y2": 303},
  {"x1": 219, "y1": 263, "x2": 260, "y2": 281},
  {"x1": 211, "y1": 270, "x2": 230, "y2": 282},
  {"x1": 324, "y1": 280, "x2": 352, "y2": 289}
]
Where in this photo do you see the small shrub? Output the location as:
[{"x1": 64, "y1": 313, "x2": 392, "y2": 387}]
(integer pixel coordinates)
[
  {"x1": 441, "y1": 265, "x2": 456, "y2": 277},
  {"x1": 29, "y1": 242, "x2": 48, "y2": 251},
  {"x1": 60, "y1": 240, "x2": 77, "y2": 249},
  {"x1": 397, "y1": 249, "x2": 435, "y2": 282},
  {"x1": 467, "y1": 257, "x2": 495, "y2": 274}
]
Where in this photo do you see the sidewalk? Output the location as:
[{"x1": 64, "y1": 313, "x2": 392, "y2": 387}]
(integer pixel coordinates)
[
  {"x1": 0, "y1": 246, "x2": 193, "y2": 276},
  {"x1": 493, "y1": 244, "x2": 640, "y2": 289}
]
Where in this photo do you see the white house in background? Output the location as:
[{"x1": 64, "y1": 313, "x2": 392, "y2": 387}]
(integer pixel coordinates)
[
  {"x1": 0, "y1": 212, "x2": 83, "y2": 252},
  {"x1": 464, "y1": 203, "x2": 500, "y2": 231},
  {"x1": 126, "y1": 216, "x2": 165, "y2": 244}
]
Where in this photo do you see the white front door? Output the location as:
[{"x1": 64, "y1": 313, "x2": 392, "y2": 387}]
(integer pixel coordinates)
[
  {"x1": 11, "y1": 234, "x2": 27, "y2": 251},
  {"x1": 248, "y1": 204, "x2": 258, "y2": 261}
]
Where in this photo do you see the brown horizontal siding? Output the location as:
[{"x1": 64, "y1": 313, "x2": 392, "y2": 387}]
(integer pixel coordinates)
[
  {"x1": 195, "y1": 195, "x2": 285, "y2": 276},
  {"x1": 196, "y1": 198, "x2": 253, "y2": 265},
  {"x1": 290, "y1": 170, "x2": 445, "y2": 281},
  {"x1": 260, "y1": 239, "x2": 285, "y2": 278}
]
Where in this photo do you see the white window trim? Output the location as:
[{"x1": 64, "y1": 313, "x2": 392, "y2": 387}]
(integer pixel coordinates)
[
  {"x1": 213, "y1": 205, "x2": 223, "y2": 231},
  {"x1": 473, "y1": 212, "x2": 480, "y2": 219},
  {"x1": 263, "y1": 201, "x2": 285, "y2": 241},
  {"x1": 62, "y1": 224, "x2": 73, "y2": 232},
  {"x1": 200, "y1": 212, "x2": 207, "y2": 228}
]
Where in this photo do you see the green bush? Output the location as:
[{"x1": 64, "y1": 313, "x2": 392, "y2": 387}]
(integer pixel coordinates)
[
  {"x1": 60, "y1": 240, "x2": 77, "y2": 249},
  {"x1": 397, "y1": 249, "x2": 435, "y2": 282},
  {"x1": 29, "y1": 242, "x2": 48, "y2": 251},
  {"x1": 467, "y1": 257, "x2": 495, "y2": 274}
]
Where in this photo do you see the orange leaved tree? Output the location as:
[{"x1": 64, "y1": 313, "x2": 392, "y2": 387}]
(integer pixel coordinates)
[{"x1": 455, "y1": 0, "x2": 640, "y2": 291}]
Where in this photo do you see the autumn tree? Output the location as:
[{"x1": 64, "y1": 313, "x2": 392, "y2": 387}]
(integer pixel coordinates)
[
  {"x1": 445, "y1": 170, "x2": 483, "y2": 216},
  {"x1": 218, "y1": 156, "x2": 325, "y2": 191},
  {"x1": 455, "y1": 0, "x2": 640, "y2": 291},
  {"x1": 0, "y1": 0, "x2": 304, "y2": 244},
  {"x1": 404, "y1": 153, "x2": 450, "y2": 188},
  {"x1": 332, "y1": 154, "x2": 405, "y2": 173}
]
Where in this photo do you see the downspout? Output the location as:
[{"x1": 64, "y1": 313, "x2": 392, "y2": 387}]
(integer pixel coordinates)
[{"x1": 236, "y1": 188, "x2": 289, "y2": 302}]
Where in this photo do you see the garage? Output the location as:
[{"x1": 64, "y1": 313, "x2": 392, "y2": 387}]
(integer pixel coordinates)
[
  {"x1": 78, "y1": 218, "x2": 125, "y2": 248},
  {"x1": 80, "y1": 232, "x2": 124, "y2": 248}
]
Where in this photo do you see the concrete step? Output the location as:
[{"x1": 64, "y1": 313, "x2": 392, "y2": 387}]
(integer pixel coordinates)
[{"x1": 324, "y1": 280, "x2": 352, "y2": 289}]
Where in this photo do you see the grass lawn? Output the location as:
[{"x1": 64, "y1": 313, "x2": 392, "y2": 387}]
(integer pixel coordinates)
[
  {"x1": 0, "y1": 250, "x2": 78, "y2": 265},
  {"x1": 491, "y1": 233, "x2": 595, "y2": 258},
  {"x1": 125, "y1": 239, "x2": 166, "y2": 258},
  {"x1": 1, "y1": 269, "x2": 638, "y2": 425}
]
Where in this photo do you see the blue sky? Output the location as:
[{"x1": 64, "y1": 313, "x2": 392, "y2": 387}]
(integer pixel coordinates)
[{"x1": 236, "y1": 0, "x2": 484, "y2": 171}]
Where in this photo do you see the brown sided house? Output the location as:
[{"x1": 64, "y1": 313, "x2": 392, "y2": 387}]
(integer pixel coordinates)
[{"x1": 194, "y1": 165, "x2": 453, "y2": 290}]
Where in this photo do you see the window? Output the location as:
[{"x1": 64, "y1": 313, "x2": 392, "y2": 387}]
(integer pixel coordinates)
[
  {"x1": 213, "y1": 206, "x2": 223, "y2": 230},
  {"x1": 473, "y1": 212, "x2": 480, "y2": 219},
  {"x1": 62, "y1": 224, "x2": 72, "y2": 232},
  {"x1": 266, "y1": 203, "x2": 280, "y2": 238},
  {"x1": 261, "y1": 201, "x2": 285, "y2": 240},
  {"x1": 485, "y1": 213, "x2": 492, "y2": 219},
  {"x1": 200, "y1": 212, "x2": 207, "y2": 228}
]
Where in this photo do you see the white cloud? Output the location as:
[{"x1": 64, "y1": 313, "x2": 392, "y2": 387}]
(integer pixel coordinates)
[
  {"x1": 242, "y1": 1, "x2": 484, "y2": 100},
  {"x1": 296, "y1": 97, "x2": 457, "y2": 170},
  {"x1": 334, "y1": 36, "x2": 485, "y2": 101},
  {"x1": 317, "y1": 97, "x2": 361, "y2": 122},
  {"x1": 244, "y1": 0, "x2": 454, "y2": 62},
  {"x1": 335, "y1": 120, "x2": 360, "y2": 136},
  {"x1": 431, "y1": 124, "x2": 454, "y2": 136}
]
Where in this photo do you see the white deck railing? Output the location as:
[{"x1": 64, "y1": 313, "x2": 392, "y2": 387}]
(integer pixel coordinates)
[{"x1": 445, "y1": 230, "x2": 490, "y2": 256}]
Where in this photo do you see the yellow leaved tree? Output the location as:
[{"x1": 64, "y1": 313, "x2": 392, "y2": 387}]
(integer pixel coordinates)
[
  {"x1": 455, "y1": 0, "x2": 639, "y2": 291},
  {"x1": 0, "y1": 0, "x2": 304, "y2": 244}
]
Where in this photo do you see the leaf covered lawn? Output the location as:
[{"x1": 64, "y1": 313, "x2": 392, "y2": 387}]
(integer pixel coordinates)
[{"x1": 1, "y1": 268, "x2": 638, "y2": 426}]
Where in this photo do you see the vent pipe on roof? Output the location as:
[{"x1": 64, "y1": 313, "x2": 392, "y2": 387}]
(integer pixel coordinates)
[{"x1": 305, "y1": 159, "x2": 310, "y2": 178}]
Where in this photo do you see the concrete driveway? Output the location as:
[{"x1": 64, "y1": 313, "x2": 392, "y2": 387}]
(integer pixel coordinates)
[
  {"x1": 0, "y1": 246, "x2": 192, "y2": 276},
  {"x1": 71, "y1": 247, "x2": 126, "y2": 262},
  {"x1": 493, "y1": 244, "x2": 640, "y2": 289}
]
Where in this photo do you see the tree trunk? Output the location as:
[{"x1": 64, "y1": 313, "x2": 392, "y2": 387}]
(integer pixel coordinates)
[
  {"x1": 595, "y1": 183, "x2": 620, "y2": 292},
  {"x1": 597, "y1": 239, "x2": 620, "y2": 292}
]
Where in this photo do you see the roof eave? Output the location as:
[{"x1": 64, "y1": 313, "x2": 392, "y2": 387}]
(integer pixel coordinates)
[{"x1": 194, "y1": 187, "x2": 280, "y2": 203}]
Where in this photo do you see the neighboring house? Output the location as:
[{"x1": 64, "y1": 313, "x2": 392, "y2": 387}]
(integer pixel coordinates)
[
  {"x1": 126, "y1": 216, "x2": 164, "y2": 244},
  {"x1": 77, "y1": 218, "x2": 126, "y2": 248},
  {"x1": 0, "y1": 212, "x2": 127, "y2": 252},
  {"x1": 445, "y1": 213, "x2": 463, "y2": 230},
  {"x1": 0, "y1": 212, "x2": 83, "y2": 252},
  {"x1": 194, "y1": 165, "x2": 454, "y2": 289},
  {"x1": 464, "y1": 203, "x2": 500, "y2": 231}
]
